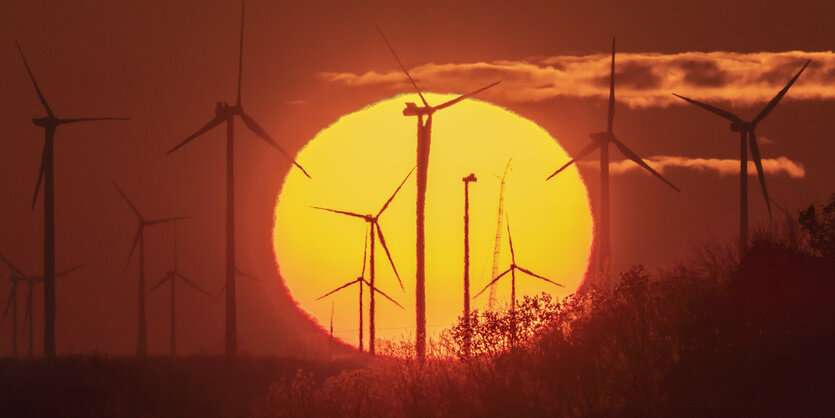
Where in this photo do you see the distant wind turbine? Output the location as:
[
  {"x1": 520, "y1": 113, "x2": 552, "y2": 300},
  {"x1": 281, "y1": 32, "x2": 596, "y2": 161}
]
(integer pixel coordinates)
[
  {"x1": 1, "y1": 271, "x2": 24, "y2": 357},
  {"x1": 546, "y1": 38, "x2": 679, "y2": 276},
  {"x1": 312, "y1": 167, "x2": 413, "y2": 355},
  {"x1": 147, "y1": 227, "x2": 211, "y2": 356},
  {"x1": 114, "y1": 182, "x2": 189, "y2": 357},
  {"x1": 0, "y1": 254, "x2": 81, "y2": 358},
  {"x1": 474, "y1": 215, "x2": 564, "y2": 311},
  {"x1": 673, "y1": 60, "x2": 810, "y2": 255},
  {"x1": 474, "y1": 215, "x2": 562, "y2": 346},
  {"x1": 15, "y1": 41, "x2": 128, "y2": 358},
  {"x1": 316, "y1": 233, "x2": 404, "y2": 352},
  {"x1": 377, "y1": 26, "x2": 500, "y2": 359},
  {"x1": 167, "y1": 2, "x2": 310, "y2": 360}
]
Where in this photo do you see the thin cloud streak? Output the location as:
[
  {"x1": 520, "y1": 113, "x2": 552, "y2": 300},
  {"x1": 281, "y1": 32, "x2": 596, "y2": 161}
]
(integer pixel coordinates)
[
  {"x1": 579, "y1": 155, "x2": 805, "y2": 178},
  {"x1": 322, "y1": 51, "x2": 835, "y2": 108}
]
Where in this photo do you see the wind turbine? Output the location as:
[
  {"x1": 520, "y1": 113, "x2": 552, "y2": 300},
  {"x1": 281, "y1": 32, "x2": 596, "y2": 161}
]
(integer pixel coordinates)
[
  {"x1": 316, "y1": 233, "x2": 404, "y2": 352},
  {"x1": 114, "y1": 182, "x2": 189, "y2": 357},
  {"x1": 312, "y1": 167, "x2": 413, "y2": 355},
  {"x1": 1, "y1": 271, "x2": 25, "y2": 357},
  {"x1": 0, "y1": 254, "x2": 81, "y2": 358},
  {"x1": 462, "y1": 173, "x2": 477, "y2": 356},
  {"x1": 673, "y1": 60, "x2": 810, "y2": 255},
  {"x1": 474, "y1": 215, "x2": 562, "y2": 346},
  {"x1": 147, "y1": 228, "x2": 211, "y2": 356},
  {"x1": 377, "y1": 27, "x2": 500, "y2": 358},
  {"x1": 15, "y1": 41, "x2": 129, "y2": 358},
  {"x1": 474, "y1": 215, "x2": 564, "y2": 311},
  {"x1": 167, "y1": 2, "x2": 310, "y2": 360},
  {"x1": 546, "y1": 38, "x2": 679, "y2": 276}
]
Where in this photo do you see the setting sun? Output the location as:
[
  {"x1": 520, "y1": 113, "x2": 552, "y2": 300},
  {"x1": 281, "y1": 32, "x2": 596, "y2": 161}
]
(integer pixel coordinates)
[{"x1": 273, "y1": 93, "x2": 593, "y2": 347}]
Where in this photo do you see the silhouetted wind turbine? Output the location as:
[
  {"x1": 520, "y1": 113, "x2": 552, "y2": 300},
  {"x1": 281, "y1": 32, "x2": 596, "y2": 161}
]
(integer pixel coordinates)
[
  {"x1": 1, "y1": 271, "x2": 24, "y2": 357},
  {"x1": 16, "y1": 41, "x2": 128, "y2": 359},
  {"x1": 673, "y1": 60, "x2": 810, "y2": 255},
  {"x1": 316, "y1": 234, "x2": 404, "y2": 352},
  {"x1": 1, "y1": 254, "x2": 81, "y2": 358},
  {"x1": 377, "y1": 27, "x2": 500, "y2": 359},
  {"x1": 546, "y1": 38, "x2": 679, "y2": 276},
  {"x1": 114, "y1": 182, "x2": 189, "y2": 357},
  {"x1": 474, "y1": 215, "x2": 563, "y2": 311},
  {"x1": 167, "y1": 2, "x2": 310, "y2": 360},
  {"x1": 461, "y1": 173, "x2": 477, "y2": 356},
  {"x1": 312, "y1": 167, "x2": 413, "y2": 355},
  {"x1": 147, "y1": 229, "x2": 211, "y2": 356}
]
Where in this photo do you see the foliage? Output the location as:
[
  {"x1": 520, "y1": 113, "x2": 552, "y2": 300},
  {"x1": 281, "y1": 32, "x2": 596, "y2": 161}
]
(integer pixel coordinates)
[{"x1": 258, "y1": 195, "x2": 835, "y2": 417}]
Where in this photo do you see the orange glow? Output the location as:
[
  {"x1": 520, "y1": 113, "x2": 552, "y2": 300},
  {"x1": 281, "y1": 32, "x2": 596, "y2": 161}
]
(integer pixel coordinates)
[{"x1": 273, "y1": 94, "x2": 593, "y2": 347}]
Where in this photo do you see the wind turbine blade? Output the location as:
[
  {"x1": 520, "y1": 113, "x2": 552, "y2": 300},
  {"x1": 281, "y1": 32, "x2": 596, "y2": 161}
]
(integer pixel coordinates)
[
  {"x1": 56, "y1": 265, "x2": 83, "y2": 277},
  {"x1": 125, "y1": 227, "x2": 142, "y2": 271},
  {"x1": 361, "y1": 228, "x2": 369, "y2": 278},
  {"x1": 362, "y1": 278, "x2": 404, "y2": 309},
  {"x1": 113, "y1": 182, "x2": 143, "y2": 219},
  {"x1": 546, "y1": 141, "x2": 602, "y2": 180},
  {"x1": 473, "y1": 268, "x2": 512, "y2": 299},
  {"x1": 147, "y1": 216, "x2": 191, "y2": 226},
  {"x1": 607, "y1": 37, "x2": 616, "y2": 133},
  {"x1": 167, "y1": 116, "x2": 224, "y2": 154},
  {"x1": 1, "y1": 284, "x2": 16, "y2": 326},
  {"x1": 316, "y1": 279, "x2": 359, "y2": 300},
  {"x1": 177, "y1": 273, "x2": 213, "y2": 296},
  {"x1": 15, "y1": 40, "x2": 54, "y2": 118},
  {"x1": 610, "y1": 135, "x2": 680, "y2": 192},
  {"x1": 59, "y1": 117, "x2": 130, "y2": 124},
  {"x1": 672, "y1": 94, "x2": 741, "y2": 123},
  {"x1": 23, "y1": 285, "x2": 33, "y2": 336},
  {"x1": 147, "y1": 274, "x2": 172, "y2": 294},
  {"x1": 0, "y1": 254, "x2": 26, "y2": 278},
  {"x1": 432, "y1": 81, "x2": 501, "y2": 111},
  {"x1": 375, "y1": 224, "x2": 404, "y2": 291},
  {"x1": 505, "y1": 214, "x2": 516, "y2": 265},
  {"x1": 240, "y1": 112, "x2": 311, "y2": 178},
  {"x1": 375, "y1": 25, "x2": 429, "y2": 108},
  {"x1": 311, "y1": 206, "x2": 367, "y2": 219},
  {"x1": 377, "y1": 166, "x2": 415, "y2": 217},
  {"x1": 748, "y1": 130, "x2": 772, "y2": 220},
  {"x1": 236, "y1": 1, "x2": 245, "y2": 107},
  {"x1": 753, "y1": 60, "x2": 810, "y2": 125},
  {"x1": 31, "y1": 143, "x2": 46, "y2": 209},
  {"x1": 516, "y1": 265, "x2": 564, "y2": 287},
  {"x1": 236, "y1": 269, "x2": 263, "y2": 283}
]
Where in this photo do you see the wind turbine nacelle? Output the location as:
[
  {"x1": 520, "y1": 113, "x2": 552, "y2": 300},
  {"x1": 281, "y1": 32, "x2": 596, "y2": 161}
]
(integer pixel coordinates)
[
  {"x1": 731, "y1": 121, "x2": 753, "y2": 132},
  {"x1": 402, "y1": 102, "x2": 432, "y2": 117},
  {"x1": 33, "y1": 117, "x2": 56, "y2": 127},
  {"x1": 590, "y1": 132, "x2": 610, "y2": 143}
]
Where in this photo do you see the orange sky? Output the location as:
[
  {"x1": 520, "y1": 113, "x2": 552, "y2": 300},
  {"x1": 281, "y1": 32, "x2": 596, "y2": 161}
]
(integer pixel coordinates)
[{"x1": 0, "y1": 0, "x2": 833, "y2": 356}]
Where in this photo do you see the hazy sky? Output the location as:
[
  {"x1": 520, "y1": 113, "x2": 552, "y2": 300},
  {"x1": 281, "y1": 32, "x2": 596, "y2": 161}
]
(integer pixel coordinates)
[{"x1": 0, "y1": 0, "x2": 833, "y2": 356}]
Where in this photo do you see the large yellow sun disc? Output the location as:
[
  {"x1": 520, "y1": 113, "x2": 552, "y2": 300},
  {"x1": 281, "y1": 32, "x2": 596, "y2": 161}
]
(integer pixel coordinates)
[{"x1": 273, "y1": 93, "x2": 593, "y2": 347}]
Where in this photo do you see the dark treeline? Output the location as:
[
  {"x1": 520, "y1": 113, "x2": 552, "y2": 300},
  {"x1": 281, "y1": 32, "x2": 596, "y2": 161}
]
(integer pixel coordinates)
[{"x1": 256, "y1": 194, "x2": 835, "y2": 417}]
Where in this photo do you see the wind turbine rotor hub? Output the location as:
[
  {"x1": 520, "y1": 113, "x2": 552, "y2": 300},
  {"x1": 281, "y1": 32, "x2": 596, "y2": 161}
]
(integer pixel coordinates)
[
  {"x1": 731, "y1": 121, "x2": 754, "y2": 132},
  {"x1": 402, "y1": 103, "x2": 434, "y2": 117},
  {"x1": 33, "y1": 117, "x2": 57, "y2": 127},
  {"x1": 590, "y1": 132, "x2": 610, "y2": 143}
]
